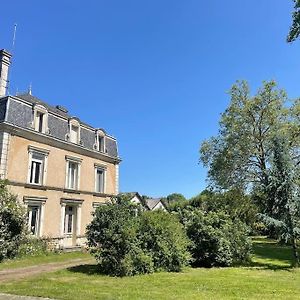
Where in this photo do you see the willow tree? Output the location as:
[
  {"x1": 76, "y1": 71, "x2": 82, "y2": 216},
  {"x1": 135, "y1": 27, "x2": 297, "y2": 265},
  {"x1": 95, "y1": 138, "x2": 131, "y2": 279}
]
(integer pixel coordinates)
[{"x1": 200, "y1": 80, "x2": 299, "y2": 211}]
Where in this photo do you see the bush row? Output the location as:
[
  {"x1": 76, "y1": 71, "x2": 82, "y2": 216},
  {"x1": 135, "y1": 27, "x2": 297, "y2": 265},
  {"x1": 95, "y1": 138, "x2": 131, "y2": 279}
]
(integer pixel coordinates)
[{"x1": 87, "y1": 196, "x2": 252, "y2": 276}]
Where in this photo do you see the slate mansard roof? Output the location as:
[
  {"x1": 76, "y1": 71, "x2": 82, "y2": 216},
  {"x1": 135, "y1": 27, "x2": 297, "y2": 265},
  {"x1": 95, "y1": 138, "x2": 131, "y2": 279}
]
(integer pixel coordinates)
[{"x1": 0, "y1": 93, "x2": 119, "y2": 160}]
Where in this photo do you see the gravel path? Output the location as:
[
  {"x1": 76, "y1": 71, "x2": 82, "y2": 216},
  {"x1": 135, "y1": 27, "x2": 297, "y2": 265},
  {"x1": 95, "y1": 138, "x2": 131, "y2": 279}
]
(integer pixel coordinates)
[
  {"x1": 0, "y1": 293, "x2": 54, "y2": 300},
  {"x1": 0, "y1": 257, "x2": 93, "y2": 282},
  {"x1": 0, "y1": 257, "x2": 94, "y2": 299}
]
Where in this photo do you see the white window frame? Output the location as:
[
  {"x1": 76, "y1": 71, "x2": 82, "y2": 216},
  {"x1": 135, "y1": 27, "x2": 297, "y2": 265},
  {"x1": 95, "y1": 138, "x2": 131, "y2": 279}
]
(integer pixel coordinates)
[
  {"x1": 33, "y1": 105, "x2": 48, "y2": 134},
  {"x1": 69, "y1": 118, "x2": 81, "y2": 144},
  {"x1": 95, "y1": 129, "x2": 106, "y2": 152},
  {"x1": 94, "y1": 164, "x2": 107, "y2": 194},
  {"x1": 27, "y1": 146, "x2": 49, "y2": 186},
  {"x1": 24, "y1": 196, "x2": 47, "y2": 237},
  {"x1": 60, "y1": 198, "x2": 83, "y2": 238},
  {"x1": 65, "y1": 155, "x2": 82, "y2": 190}
]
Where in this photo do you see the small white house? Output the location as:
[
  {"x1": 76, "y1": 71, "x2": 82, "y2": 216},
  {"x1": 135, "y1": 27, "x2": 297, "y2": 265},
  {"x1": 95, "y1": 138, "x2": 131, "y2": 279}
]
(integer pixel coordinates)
[{"x1": 120, "y1": 192, "x2": 167, "y2": 211}]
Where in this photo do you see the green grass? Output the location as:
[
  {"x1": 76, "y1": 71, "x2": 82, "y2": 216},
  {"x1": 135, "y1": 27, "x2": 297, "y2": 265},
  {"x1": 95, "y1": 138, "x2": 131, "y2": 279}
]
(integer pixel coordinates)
[
  {"x1": 0, "y1": 237, "x2": 299, "y2": 299},
  {"x1": 0, "y1": 251, "x2": 91, "y2": 271}
]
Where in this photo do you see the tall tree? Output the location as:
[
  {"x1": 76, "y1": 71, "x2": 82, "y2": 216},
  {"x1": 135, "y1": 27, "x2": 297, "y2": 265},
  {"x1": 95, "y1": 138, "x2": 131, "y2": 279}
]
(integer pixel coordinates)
[
  {"x1": 260, "y1": 136, "x2": 300, "y2": 266},
  {"x1": 287, "y1": 0, "x2": 300, "y2": 43},
  {"x1": 200, "y1": 80, "x2": 291, "y2": 193}
]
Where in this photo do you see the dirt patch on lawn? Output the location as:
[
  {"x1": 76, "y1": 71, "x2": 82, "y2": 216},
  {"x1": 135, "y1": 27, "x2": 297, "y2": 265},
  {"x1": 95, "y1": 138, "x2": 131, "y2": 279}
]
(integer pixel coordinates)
[{"x1": 0, "y1": 258, "x2": 94, "y2": 282}]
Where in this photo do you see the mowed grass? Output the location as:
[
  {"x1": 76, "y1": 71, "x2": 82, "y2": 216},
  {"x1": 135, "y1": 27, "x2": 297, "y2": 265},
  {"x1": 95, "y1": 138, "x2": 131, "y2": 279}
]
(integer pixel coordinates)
[
  {"x1": 0, "y1": 237, "x2": 299, "y2": 300},
  {"x1": 0, "y1": 251, "x2": 91, "y2": 271}
]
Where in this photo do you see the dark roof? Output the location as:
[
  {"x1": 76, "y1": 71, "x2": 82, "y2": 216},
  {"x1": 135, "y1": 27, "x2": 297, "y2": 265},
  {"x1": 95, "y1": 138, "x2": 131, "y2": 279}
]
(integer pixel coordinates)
[
  {"x1": 16, "y1": 93, "x2": 98, "y2": 130},
  {"x1": 145, "y1": 198, "x2": 164, "y2": 210}
]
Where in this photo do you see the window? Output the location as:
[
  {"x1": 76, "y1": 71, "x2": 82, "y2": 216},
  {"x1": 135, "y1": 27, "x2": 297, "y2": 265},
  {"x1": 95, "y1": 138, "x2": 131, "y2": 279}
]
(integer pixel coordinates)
[
  {"x1": 64, "y1": 206, "x2": 75, "y2": 234},
  {"x1": 29, "y1": 152, "x2": 44, "y2": 184},
  {"x1": 24, "y1": 196, "x2": 47, "y2": 237},
  {"x1": 67, "y1": 161, "x2": 78, "y2": 189},
  {"x1": 65, "y1": 156, "x2": 82, "y2": 190},
  {"x1": 33, "y1": 105, "x2": 48, "y2": 133},
  {"x1": 95, "y1": 165, "x2": 106, "y2": 193},
  {"x1": 95, "y1": 129, "x2": 105, "y2": 152},
  {"x1": 27, "y1": 205, "x2": 40, "y2": 235},
  {"x1": 69, "y1": 119, "x2": 80, "y2": 144},
  {"x1": 28, "y1": 146, "x2": 49, "y2": 186}
]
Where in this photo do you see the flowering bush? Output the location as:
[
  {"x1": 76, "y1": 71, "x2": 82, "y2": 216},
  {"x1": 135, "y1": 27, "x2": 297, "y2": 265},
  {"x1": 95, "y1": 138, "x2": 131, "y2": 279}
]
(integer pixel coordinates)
[{"x1": 0, "y1": 180, "x2": 27, "y2": 262}]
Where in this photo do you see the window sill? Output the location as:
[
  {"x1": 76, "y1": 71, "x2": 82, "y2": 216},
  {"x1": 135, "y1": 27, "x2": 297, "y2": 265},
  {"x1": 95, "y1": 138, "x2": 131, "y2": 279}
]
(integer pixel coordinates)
[
  {"x1": 25, "y1": 183, "x2": 47, "y2": 190},
  {"x1": 63, "y1": 188, "x2": 80, "y2": 194},
  {"x1": 93, "y1": 192, "x2": 106, "y2": 197}
]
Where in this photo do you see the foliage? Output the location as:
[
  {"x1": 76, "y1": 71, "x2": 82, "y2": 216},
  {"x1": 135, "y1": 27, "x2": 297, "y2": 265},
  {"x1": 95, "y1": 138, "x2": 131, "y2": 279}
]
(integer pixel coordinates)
[
  {"x1": 259, "y1": 136, "x2": 300, "y2": 266},
  {"x1": 287, "y1": 0, "x2": 300, "y2": 42},
  {"x1": 189, "y1": 189, "x2": 259, "y2": 230},
  {"x1": 86, "y1": 198, "x2": 189, "y2": 276},
  {"x1": 138, "y1": 210, "x2": 190, "y2": 272},
  {"x1": 86, "y1": 200, "x2": 141, "y2": 276},
  {"x1": 200, "y1": 80, "x2": 299, "y2": 213},
  {"x1": 163, "y1": 193, "x2": 186, "y2": 207},
  {"x1": 170, "y1": 200, "x2": 252, "y2": 267},
  {"x1": 0, "y1": 180, "x2": 27, "y2": 262},
  {"x1": 17, "y1": 237, "x2": 49, "y2": 258}
]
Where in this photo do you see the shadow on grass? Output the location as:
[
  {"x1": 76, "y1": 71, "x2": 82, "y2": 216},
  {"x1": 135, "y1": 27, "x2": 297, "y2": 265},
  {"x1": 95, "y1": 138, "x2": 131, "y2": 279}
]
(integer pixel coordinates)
[
  {"x1": 67, "y1": 264, "x2": 102, "y2": 276},
  {"x1": 248, "y1": 238, "x2": 297, "y2": 271}
]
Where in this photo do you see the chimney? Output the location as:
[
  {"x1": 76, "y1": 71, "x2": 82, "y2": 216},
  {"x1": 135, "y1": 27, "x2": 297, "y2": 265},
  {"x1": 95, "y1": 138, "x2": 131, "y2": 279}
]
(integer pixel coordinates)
[{"x1": 0, "y1": 49, "x2": 12, "y2": 97}]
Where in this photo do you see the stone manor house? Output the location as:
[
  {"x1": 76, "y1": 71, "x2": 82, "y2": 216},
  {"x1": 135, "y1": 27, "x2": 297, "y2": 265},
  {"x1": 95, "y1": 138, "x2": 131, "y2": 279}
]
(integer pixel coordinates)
[{"x1": 0, "y1": 49, "x2": 120, "y2": 249}]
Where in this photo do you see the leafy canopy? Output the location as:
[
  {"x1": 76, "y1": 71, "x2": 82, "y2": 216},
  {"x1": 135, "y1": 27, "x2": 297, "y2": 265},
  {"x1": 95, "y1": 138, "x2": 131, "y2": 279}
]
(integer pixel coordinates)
[
  {"x1": 287, "y1": 0, "x2": 300, "y2": 42},
  {"x1": 200, "y1": 80, "x2": 299, "y2": 195}
]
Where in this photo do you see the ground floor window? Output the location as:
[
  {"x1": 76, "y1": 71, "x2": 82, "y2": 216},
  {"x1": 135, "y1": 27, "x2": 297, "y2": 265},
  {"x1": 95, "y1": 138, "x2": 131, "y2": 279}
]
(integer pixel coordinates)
[
  {"x1": 23, "y1": 196, "x2": 47, "y2": 237},
  {"x1": 27, "y1": 205, "x2": 40, "y2": 235},
  {"x1": 64, "y1": 205, "x2": 75, "y2": 234}
]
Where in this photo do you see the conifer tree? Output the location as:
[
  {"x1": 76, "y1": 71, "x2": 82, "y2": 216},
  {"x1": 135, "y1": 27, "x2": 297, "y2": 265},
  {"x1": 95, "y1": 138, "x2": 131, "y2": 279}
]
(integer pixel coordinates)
[{"x1": 260, "y1": 136, "x2": 300, "y2": 266}]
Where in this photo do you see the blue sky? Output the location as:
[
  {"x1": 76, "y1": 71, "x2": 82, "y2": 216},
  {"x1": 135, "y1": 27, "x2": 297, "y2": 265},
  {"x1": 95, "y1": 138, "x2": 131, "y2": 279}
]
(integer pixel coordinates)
[{"x1": 1, "y1": 1, "x2": 299, "y2": 198}]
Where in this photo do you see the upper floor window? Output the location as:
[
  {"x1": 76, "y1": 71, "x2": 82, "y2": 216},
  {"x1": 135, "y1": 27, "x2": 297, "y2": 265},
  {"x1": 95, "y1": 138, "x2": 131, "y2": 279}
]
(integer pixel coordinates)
[
  {"x1": 27, "y1": 146, "x2": 49, "y2": 186},
  {"x1": 65, "y1": 156, "x2": 82, "y2": 190},
  {"x1": 69, "y1": 119, "x2": 80, "y2": 144},
  {"x1": 95, "y1": 165, "x2": 106, "y2": 193},
  {"x1": 33, "y1": 105, "x2": 48, "y2": 133},
  {"x1": 95, "y1": 129, "x2": 105, "y2": 152}
]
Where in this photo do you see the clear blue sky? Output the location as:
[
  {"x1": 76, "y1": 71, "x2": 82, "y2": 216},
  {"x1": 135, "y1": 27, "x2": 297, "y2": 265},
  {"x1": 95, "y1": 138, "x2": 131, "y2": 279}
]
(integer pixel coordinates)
[{"x1": 1, "y1": 1, "x2": 299, "y2": 199}]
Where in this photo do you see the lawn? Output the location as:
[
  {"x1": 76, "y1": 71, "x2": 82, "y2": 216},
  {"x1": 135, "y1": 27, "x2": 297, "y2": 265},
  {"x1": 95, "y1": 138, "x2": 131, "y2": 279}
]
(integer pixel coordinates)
[{"x1": 0, "y1": 237, "x2": 299, "y2": 300}]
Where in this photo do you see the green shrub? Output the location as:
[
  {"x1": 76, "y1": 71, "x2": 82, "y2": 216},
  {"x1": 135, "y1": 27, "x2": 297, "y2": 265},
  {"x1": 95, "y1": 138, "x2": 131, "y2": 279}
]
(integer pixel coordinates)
[
  {"x1": 138, "y1": 210, "x2": 190, "y2": 272},
  {"x1": 86, "y1": 198, "x2": 190, "y2": 276},
  {"x1": 86, "y1": 200, "x2": 142, "y2": 276},
  {"x1": 175, "y1": 208, "x2": 252, "y2": 267},
  {"x1": 0, "y1": 181, "x2": 27, "y2": 262}
]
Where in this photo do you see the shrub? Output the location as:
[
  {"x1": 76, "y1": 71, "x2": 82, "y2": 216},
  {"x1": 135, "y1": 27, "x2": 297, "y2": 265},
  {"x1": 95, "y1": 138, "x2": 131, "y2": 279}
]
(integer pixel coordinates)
[
  {"x1": 86, "y1": 200, "x2": 143, "y2": 276},
  {"x1": 138, "y1": 210, "x2": 190, "y2": 272},
  {"x1": 0, "y1": 181, "x2": 27, "y2": 262},
  {"x1": 175, "y1": 208, "x2": 252, "y2": 267},
  {"x1": 86, "y1": 198, "x2": 190, "y2": 276}
]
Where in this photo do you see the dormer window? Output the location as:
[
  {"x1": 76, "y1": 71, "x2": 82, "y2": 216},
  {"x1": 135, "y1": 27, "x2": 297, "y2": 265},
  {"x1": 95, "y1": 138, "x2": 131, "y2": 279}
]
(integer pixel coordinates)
[
  {"x1": 95, "y1": 129, "x2": 105, "y2": 152},
  {"x1": 33, "y1": 105, "x2": 48, "y2": 133},
  {"x1": 69, "y1": 119, "x2": 80, "y2": 144}
]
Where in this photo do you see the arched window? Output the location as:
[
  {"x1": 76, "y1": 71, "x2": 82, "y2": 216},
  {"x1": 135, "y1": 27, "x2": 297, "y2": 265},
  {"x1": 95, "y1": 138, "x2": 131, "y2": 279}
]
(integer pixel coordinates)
[
  {"x1": 95, "y1": 129, "x2": 106, "y2": 152},
  {"x1": 69, "y1": 118, "x2": 81, "y2": 144}
]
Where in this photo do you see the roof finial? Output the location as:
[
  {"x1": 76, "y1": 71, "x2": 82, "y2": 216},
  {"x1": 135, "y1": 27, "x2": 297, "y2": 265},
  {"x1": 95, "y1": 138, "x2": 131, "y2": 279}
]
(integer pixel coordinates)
[{"x1": 28, "y1": 82, "x2": 32, "y2": 95}]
